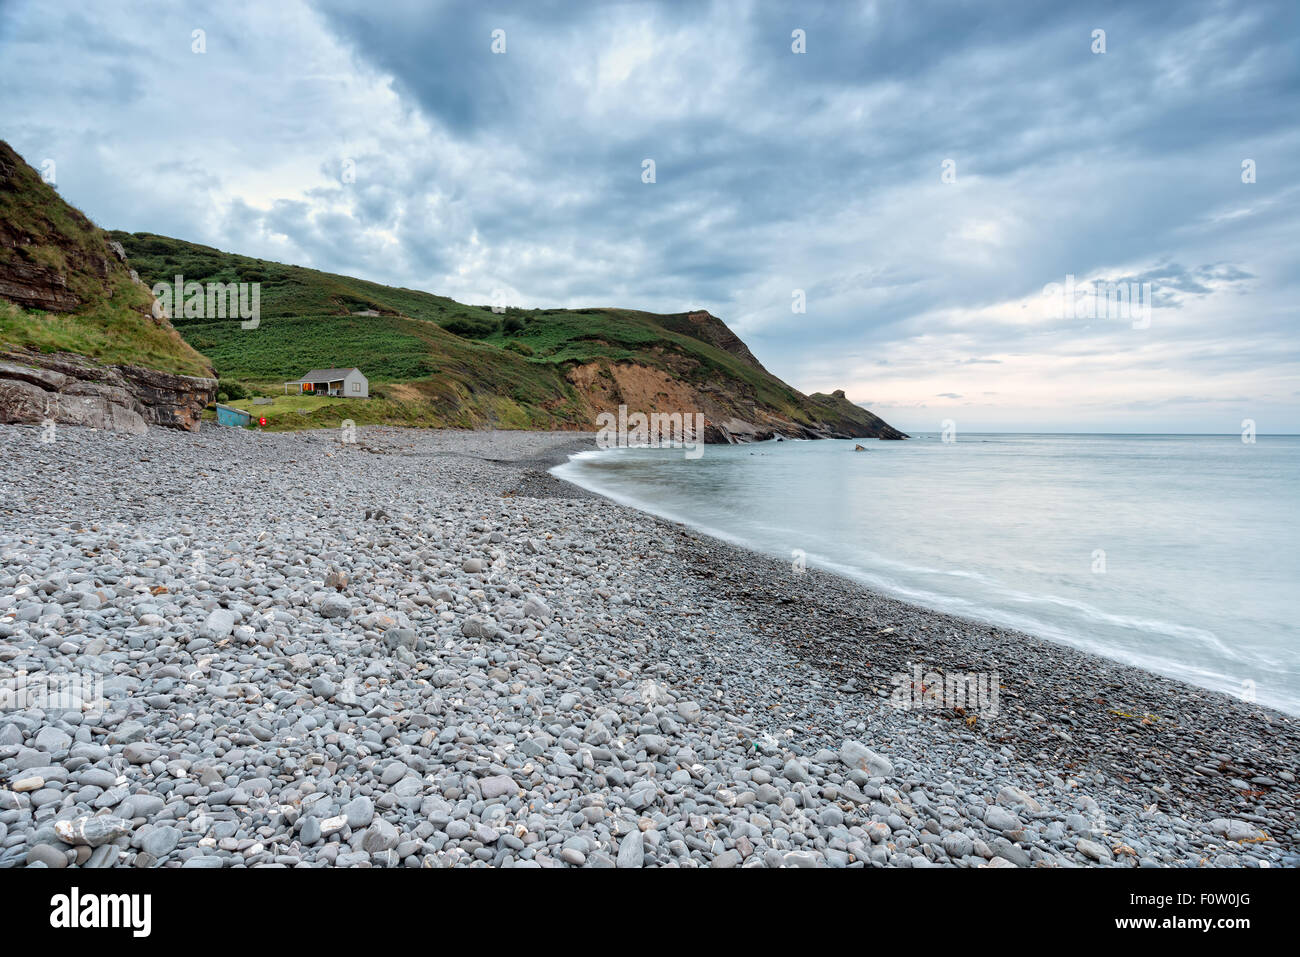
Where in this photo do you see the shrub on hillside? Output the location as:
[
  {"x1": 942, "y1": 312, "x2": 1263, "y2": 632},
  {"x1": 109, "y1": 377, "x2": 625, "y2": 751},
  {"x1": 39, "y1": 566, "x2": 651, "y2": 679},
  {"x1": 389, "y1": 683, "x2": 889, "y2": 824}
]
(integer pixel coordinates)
[
  {"x1": 442, "y1": 315, "x2": 500, "y2": 339},
  {"x1": 218, "y1": 379, "x2": 250, "y2": 400}
]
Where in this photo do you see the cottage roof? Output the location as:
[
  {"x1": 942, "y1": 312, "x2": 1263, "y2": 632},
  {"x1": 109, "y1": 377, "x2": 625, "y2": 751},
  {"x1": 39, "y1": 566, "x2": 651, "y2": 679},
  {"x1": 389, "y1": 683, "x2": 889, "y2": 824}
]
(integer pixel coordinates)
[{"x1": 286, "y1": 368, "x2": 361, "y2": 383}]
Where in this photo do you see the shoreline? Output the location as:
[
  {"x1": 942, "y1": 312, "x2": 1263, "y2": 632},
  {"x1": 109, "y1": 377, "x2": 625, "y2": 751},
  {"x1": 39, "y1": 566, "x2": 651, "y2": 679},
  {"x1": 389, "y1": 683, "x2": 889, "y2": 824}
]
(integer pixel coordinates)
[
  {"x1": 552, "y1": 441, "x2": 1299, "y2": 716},
  {"x1": 540, "y1": 440, "x2": 1300, "y2": 854},
  {"x1": 0, "y1": 423, "x2": 1295, "y2": 868}
]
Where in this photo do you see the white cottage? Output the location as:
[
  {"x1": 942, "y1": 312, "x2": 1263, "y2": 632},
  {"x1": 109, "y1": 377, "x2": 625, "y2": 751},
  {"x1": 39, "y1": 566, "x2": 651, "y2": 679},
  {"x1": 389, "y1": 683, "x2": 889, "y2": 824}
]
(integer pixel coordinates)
[{"x1": 284, "y1": 367, "x2": 368, "y2": 398}]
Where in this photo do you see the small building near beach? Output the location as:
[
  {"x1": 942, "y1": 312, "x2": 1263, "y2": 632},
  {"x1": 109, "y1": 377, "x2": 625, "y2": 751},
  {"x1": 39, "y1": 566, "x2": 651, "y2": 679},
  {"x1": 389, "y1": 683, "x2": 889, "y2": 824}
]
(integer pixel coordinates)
[
  {"x1": 214, "y1": 403, "x2": 252, "y2": 427},
  {"x1": 284, "y1": 367, "x2": 368, "y2": 398}
]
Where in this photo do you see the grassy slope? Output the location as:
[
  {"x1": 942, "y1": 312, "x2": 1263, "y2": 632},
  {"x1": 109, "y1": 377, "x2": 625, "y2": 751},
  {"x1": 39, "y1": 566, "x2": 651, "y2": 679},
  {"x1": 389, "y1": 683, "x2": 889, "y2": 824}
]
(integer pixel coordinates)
[
  {"x1": 0, "y1": 143, "x2": 212, "y2": 378},
  {"x1": 112, "y1": 232, "x2": 839, "y2": 430}
]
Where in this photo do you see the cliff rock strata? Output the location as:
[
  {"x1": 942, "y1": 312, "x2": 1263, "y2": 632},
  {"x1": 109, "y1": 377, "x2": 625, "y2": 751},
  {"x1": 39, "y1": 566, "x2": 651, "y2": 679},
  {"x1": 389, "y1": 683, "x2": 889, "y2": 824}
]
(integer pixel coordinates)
[{"x1": 0, "y1": 350, "x2": 216, "y2": 434}]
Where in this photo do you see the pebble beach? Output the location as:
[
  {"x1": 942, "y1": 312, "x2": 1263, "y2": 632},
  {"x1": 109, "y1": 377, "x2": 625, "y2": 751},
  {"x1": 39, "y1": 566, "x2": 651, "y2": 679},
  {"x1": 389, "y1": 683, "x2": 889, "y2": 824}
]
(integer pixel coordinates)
[{"x1": 0, "y1": 423, "x2": 1295, "y2": 868}]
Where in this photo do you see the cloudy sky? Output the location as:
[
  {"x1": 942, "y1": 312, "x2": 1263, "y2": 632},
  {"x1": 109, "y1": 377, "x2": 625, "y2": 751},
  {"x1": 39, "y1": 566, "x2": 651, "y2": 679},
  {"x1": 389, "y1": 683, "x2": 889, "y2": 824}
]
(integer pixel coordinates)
[{"x1": 2, "y1": 0, "x2": 1297, "y2": 432}]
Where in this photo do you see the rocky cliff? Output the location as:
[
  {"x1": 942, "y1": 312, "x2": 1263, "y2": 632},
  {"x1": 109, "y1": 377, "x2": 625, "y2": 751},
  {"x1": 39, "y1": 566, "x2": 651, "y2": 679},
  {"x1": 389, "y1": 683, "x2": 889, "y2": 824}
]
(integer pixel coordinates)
[
  {"x1": 0, "y1": 140, "x2": 215, "y2": 432},
  {"x1": 565, "y1": 359, "x2": 907, "y2": 443},
  {"x1": 805, "y1": 389, "x2": 909, "y2": 440},
  {"x1": 0, "y1": 257, "x2": 82, "y2": 313},
  {"x1": 656, "y1": 310, "x2": 770, "y2": 374},
  {"x1": 0, "y1": 350, "x2": 217, "y2": 434}
]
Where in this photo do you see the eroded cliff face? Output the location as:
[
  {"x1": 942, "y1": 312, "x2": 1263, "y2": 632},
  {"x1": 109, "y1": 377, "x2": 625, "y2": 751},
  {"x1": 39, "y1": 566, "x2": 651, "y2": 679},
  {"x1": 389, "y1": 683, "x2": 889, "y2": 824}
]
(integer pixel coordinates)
[
  {"x1": 1, "y1": 140, "x2": 216, "y2": 434},
  {"x1": 805, "y1": 389, "x2": 909, "y2": 440},
  {"x1": 566, "y1": 360, "x2": 909, "y2": 443},
  {"x1": 671, "y1": 310, "x2": 769, "y2": 373},
  {"x1": 0, "y1": 147, "x2": 122, "y2": 314},
  {"x1": 0, "y1": 254, "x2": 83, "y2": 313},
  {"x1": 0, "y1": 351, "x2": 216, "y2": 434}
]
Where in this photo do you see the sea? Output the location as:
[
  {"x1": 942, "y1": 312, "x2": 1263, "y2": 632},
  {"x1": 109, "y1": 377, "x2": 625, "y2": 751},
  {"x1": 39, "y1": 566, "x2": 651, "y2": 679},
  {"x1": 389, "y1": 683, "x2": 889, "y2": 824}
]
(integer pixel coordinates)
[{"x1": 552, "y1": 433, "x2": 1300, "y2": 715}]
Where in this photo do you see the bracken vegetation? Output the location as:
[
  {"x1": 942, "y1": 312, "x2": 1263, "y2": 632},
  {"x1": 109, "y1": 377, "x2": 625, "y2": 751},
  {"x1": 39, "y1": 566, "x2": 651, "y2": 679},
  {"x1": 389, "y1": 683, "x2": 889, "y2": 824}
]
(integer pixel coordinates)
[{"x1": 111, "y1": 231, "x2": 852, "y2": 431}]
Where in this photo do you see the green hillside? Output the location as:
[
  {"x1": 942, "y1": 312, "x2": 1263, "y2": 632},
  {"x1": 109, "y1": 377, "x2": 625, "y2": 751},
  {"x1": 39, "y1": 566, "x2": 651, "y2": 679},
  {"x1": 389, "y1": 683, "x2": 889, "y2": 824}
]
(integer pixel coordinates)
[
  {"x1": 110, "y1": 231, "x2": 900, "y2": 436},
  {"x1": 113, "y1": 232, "x2": 786, "y2": 390}
]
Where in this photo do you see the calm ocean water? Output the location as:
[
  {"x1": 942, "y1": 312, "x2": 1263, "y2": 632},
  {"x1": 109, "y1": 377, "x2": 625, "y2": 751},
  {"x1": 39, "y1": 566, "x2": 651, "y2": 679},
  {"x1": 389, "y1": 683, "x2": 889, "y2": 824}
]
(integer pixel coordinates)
[{"x1": 553, "y1": 433, "x2": 1300, "y2": 714}]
